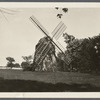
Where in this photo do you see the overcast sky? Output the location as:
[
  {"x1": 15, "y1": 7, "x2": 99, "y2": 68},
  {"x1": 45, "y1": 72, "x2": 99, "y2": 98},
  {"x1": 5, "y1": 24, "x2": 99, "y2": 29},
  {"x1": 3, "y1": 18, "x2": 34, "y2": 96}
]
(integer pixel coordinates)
[{"x1": 0, "y1": 8, "x2": 100, "y2": 66}]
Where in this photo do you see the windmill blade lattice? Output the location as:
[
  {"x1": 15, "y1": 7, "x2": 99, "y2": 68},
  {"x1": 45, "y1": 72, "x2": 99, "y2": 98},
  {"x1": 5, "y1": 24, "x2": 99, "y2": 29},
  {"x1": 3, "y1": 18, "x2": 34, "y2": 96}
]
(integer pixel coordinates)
[
  {"x1": 51, "y1": 21, "x2": 63, "y2": 38},
  {"x1": 30, "y1": 15, "x2": 49, "y2": 35},
  {"x1": 54, "y1": 24, "x2": 66, "y2": 40},
  {"x1": 51, "y1": 22, "x2": 67, "y2": 40},
  {"x1": 35, "y1": 41, "x2": 50, "y2": 64}
]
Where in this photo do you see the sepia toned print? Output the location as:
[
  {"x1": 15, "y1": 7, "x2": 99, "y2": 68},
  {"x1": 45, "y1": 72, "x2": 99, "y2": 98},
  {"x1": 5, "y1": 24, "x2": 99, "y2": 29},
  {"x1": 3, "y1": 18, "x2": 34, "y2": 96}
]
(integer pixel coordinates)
[{"x1": 0, "y1": 5, "x2": 100, "y2": 93}]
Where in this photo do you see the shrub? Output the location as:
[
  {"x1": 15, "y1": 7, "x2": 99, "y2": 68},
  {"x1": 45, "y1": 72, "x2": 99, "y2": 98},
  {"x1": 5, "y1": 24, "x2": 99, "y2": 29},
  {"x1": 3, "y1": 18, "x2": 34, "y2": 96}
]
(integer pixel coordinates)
[{"x1": 21, "y1": 62, "x2": 32, "y2": 71}]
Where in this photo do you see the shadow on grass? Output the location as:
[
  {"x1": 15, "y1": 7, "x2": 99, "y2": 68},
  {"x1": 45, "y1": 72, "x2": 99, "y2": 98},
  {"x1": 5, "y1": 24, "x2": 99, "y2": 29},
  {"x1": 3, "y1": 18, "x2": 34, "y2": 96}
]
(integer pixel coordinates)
[{"x1": 0, "y1": 77, "x2": 100, "y2": 92}]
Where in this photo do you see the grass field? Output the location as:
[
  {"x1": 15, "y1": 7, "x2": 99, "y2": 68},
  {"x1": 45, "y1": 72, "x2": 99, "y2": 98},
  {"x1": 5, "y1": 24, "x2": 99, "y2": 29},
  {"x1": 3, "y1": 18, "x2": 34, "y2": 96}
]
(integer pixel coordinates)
[{"x1": 0, "y1": 69, "x2": 100, "y2": 92}]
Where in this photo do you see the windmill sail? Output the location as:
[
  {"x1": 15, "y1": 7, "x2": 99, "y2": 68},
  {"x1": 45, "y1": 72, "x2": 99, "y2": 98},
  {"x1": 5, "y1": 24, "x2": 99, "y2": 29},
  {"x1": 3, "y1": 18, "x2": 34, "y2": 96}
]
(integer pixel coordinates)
[
  {"x1": 54, "y1": 25, "x2": 67, "y2": 40},
  {"x1": 30, "y1": 16, "x2": 49, "y2": 35},
  {"x1": 51, "y1": 22, "x2": 67, "y2": 40},
  {"x1": 51, "y1": 21, "x2": 63, "y2": 38},
  {"x1": 35, "y1": 41, "x2": 50, "y2": 64}
]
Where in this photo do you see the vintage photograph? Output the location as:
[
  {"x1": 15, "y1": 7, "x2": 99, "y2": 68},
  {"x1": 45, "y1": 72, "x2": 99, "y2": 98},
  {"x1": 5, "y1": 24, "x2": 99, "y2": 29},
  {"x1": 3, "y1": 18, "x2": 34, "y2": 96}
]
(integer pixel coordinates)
[{"x1": 0, "y1": 4, "x2": 100, "y2": 92}]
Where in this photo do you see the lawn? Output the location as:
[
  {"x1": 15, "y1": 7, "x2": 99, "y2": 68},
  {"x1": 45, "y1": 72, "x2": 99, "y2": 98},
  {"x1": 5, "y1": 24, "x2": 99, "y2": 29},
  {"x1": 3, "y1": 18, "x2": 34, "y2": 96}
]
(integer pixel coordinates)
[{"x1": 0, "y1": 69, "x2": 100, "y2": 92}]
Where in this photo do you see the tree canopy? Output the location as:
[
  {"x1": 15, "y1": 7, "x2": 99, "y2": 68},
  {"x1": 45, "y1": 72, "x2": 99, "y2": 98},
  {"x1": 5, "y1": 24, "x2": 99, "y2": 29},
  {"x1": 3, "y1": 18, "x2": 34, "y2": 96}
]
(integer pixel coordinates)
[
  {"x1": 6, "y1": 57, "x2": 15, "y2": 63},
  {"x1": 58, "y1": 33, "x2": 100, "y2": 73}
]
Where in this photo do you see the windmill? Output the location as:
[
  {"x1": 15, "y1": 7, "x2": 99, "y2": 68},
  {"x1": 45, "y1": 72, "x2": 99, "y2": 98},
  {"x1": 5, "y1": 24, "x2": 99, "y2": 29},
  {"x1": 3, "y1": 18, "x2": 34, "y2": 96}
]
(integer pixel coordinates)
[{"x1": 30, "y1": 15, "x2": 69, "y2": 71}]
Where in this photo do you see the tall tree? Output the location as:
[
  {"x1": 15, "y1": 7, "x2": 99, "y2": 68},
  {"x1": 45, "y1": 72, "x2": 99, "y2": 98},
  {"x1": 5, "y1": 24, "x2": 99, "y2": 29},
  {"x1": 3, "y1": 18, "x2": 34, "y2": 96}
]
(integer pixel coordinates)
[
  {"x1": 62, "y1": 33, "x2": 100, "y2": 73},
  {"x1": 6, "y1": 57, "x2": 15, "y2": 68},
  {"x1": 21, "y1": 55, "x2": 33, "y2": 71}
]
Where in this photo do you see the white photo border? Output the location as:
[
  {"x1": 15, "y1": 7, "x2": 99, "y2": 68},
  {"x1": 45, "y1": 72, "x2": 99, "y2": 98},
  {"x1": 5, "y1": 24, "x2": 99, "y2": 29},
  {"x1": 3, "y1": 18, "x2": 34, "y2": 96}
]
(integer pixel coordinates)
[{"x1": 0, "y1": 2, "x2": 100, "y2": 98}]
